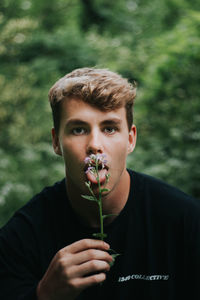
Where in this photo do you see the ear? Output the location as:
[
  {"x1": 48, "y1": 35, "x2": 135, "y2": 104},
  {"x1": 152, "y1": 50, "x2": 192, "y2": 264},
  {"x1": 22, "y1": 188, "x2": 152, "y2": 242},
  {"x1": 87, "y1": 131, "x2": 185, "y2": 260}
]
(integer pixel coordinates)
[
  {"x1": 52, "y1": 128, "x2": 62, "y2": 156},
  {"x1": 127, "y1": 125, "x2": 137, "y2": 154}
]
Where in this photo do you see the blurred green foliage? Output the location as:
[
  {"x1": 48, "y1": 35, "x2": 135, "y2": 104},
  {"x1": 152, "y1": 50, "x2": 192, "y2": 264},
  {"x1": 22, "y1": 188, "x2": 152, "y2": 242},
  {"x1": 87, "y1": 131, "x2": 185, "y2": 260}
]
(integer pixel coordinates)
[{"x1": 0, "y1": 0, "x2": 200, "y2": 227}]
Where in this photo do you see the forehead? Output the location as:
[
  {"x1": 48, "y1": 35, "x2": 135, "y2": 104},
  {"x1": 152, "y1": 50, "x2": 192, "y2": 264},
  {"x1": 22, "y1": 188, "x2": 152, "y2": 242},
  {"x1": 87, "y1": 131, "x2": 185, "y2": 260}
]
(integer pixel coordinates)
[{"x1": 60, "y1": 98, "x2": 127, "y2": 124}]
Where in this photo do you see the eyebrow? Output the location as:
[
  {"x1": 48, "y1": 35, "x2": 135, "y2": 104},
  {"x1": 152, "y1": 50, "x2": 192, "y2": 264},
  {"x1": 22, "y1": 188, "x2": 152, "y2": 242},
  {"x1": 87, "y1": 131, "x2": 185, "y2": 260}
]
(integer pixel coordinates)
[
  {"x1": 65, "y1": 119, "x2": 88, "y2": 127},
  {"x1": 100, "y1": 118, "x2": 122, "y2": 126},
  {"x1": 65, "y1": 118, "x2": 122, "y2": 127}
]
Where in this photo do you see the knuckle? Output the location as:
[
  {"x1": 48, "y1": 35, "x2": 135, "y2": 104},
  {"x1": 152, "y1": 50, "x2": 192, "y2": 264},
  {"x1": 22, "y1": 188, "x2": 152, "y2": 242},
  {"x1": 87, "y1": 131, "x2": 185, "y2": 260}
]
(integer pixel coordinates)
[
  {"x1": 54, "y1": 255, "x2": 70, "y2": 275},
  {"x1": 89, "y1": 260, "x2": 109, "y2": 272},
  {"x1": 87, "y1": 249, "x2": 96, "y2": 259},
  {"x1": 67, "y1": 279, "x2": 77, "y2": 290},
  {"x1": 82, "y1": 239, "x2": 92, "y2": 248},
  {"x1": 55, "y1": 249, "x2": 62, "y2": 259},
  {"x1": 91, "y1": 273, "x2": 106, "y2": 284},
  {"x1": 56, "y1": 248, "x2": 66, "y2": 260},
  {"x1": 64, "y1": 268, "x2": 71, "y2": 280},
  {"x1": 56, "y1": 260, "x2": 66, "y2": 274},
  {"x1": 91, "y1": 276, "x2": 99, "y2": 284},
  {"x1": 90, "y1": 260, "x2": 99, "y2": 269},
  {"x1": 81, "y1": 238, "x2": 107, "y2": 250}
]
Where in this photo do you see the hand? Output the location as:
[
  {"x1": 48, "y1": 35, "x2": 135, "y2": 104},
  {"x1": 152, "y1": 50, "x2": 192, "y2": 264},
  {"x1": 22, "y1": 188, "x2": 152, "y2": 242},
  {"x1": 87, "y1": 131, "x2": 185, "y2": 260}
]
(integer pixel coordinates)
[{"x1": 36, "y1": 239, "x2": 112, "y2": 300}]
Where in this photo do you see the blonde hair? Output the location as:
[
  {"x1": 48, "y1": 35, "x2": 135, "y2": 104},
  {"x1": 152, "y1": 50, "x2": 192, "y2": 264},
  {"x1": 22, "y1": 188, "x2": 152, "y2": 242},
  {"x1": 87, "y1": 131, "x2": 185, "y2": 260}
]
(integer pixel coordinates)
[{"x1": 48, "y1": 67, "x2": 137, "y2": 133}]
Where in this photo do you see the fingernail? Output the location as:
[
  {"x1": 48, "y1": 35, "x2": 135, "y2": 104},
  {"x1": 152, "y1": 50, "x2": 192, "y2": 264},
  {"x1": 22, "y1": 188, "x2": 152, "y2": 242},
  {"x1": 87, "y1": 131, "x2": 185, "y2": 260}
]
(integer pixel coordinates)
[{"x1": 104, "y1": 242, "x2": 110, "y2": 249}]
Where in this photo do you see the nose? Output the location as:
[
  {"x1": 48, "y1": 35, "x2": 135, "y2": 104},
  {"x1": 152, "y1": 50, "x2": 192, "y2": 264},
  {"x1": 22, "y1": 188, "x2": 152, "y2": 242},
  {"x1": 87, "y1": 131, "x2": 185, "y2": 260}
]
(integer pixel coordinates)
[{"x1": 86, "y1": 130, "x2": 103, "y2": 155}]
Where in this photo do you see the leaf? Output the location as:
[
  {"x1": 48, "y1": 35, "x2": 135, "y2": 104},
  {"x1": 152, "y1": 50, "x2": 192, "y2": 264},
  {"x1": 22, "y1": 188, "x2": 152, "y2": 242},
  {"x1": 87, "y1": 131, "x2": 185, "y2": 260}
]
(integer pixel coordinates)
[
  {"x1": 109, "y1": 253, "x2": 121, "y2": 267},
  {"x1": 81, "y1": 195, "x2": 98, "y2": 202},
  {"x1": 85, "y1": 181, "x2": 91, "y2": 188},
  {"x1": 101, "y1": 188, "x2": 110, "y2": 193},
  {"x1": 92, "y1": 232, "x2": 107, "y2": 239},
  {"x1": 102, "y1": 214, "x2": 118, "y2": 220}
]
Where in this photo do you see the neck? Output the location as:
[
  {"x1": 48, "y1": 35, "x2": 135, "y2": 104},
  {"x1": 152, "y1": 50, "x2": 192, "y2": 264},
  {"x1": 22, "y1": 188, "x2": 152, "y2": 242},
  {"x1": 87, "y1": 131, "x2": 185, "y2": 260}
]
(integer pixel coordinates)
[{"x1": 66, "y1": 170, "x2": 130, "y2": 228}]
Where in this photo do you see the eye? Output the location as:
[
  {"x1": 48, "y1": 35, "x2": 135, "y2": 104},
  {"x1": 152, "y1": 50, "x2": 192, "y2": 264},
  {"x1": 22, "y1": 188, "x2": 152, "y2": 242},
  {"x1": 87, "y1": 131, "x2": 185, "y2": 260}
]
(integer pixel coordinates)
[
  {"x1": 104, "y1": 127, "x2": 117, "y2": 134},
  {"x1": 72, "y1": 127, "x2": 87, "y2": 135}
]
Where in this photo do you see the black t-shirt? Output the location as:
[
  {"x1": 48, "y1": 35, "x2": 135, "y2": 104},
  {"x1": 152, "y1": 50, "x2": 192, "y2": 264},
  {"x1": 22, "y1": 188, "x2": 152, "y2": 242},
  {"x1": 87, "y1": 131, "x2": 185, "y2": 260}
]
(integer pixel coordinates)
[{"x1": 0, "y1": 170, "x2": 200, "y2": 299}]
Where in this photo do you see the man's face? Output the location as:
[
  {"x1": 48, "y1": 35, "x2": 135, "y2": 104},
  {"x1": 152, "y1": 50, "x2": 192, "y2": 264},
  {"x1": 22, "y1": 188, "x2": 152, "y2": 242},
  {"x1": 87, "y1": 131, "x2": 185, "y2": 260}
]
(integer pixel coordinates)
[{"x1": 52, "y1": 98, "x2": 136, "y2": 197}]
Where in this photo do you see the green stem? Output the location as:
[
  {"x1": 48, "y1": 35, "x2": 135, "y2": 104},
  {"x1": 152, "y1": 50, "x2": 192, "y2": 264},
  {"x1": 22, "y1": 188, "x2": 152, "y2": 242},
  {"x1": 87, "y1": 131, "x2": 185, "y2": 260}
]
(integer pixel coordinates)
[
  {"x1": 96, "y1": 161, "x2": 104, "y2": 240},
  {"x1": 99, "y1": 194, "x2": 104, "y2": 240}
]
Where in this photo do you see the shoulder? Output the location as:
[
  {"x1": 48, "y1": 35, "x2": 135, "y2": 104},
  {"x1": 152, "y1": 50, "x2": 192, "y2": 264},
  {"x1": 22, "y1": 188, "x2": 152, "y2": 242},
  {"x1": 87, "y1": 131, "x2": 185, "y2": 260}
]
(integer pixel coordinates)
[
  {"x1": 0, "y1": 178, "x2": 67, "y2": 265},
  {"x1": 0, "y1": 178, "x2": 66, "y2": 233},
  {"x1": 128, "y1": 169, "x2": 200, "y2": 219},
  {"x1": 18, "y1": 178, "x2": 66, "y2": 220},
  {"x1": 21, "y1": 178, "x2": 66, "y2": 215}
]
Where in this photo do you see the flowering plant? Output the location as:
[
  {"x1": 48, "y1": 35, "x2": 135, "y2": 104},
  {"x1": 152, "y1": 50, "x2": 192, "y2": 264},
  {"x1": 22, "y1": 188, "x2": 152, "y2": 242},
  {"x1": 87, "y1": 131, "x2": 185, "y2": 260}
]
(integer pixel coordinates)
[{"x1": 82, "y1": 153, "x2": 120, "y2": 266}]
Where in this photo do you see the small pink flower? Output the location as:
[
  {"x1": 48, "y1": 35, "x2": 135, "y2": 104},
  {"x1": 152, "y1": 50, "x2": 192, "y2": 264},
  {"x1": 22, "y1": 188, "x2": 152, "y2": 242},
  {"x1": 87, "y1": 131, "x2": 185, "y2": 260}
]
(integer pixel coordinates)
[
  {"x1": 85, "y1": 166, "x2": 95, "y2": 174},
  {"x1": 84, "y1": 157, "x2": 91, "y2": 165},
  {"x1": 84, "y1": 154, "x2": 107, "y2": 173}
]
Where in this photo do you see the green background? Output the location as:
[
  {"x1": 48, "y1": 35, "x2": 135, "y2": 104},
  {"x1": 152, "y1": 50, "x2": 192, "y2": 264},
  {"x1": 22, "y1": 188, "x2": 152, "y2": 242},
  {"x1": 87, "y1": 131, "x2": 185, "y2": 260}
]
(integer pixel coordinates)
[{"x1": 0, "y1": 0, "x2": 200, "y2": 227}]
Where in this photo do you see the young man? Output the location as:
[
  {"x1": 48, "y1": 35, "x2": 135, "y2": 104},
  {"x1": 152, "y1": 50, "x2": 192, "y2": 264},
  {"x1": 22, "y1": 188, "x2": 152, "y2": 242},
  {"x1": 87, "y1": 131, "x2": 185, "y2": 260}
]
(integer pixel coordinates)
[{"x1": 0, "y1": 68, "x2": 200, "y2": 299}]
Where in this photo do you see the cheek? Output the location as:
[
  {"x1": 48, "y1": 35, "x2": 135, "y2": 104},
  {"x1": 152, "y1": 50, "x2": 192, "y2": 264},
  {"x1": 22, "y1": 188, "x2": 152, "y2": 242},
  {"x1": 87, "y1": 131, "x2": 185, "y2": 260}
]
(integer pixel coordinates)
[
  {"x1": 114, "y1": 139, "x2": 130, "y2": 157},
  {"x1": 109, "y1": 142, "x2": 129, "y2": 171},
  {"x1": 62, "y1": 142, "x2": 83, "y2": 168}
]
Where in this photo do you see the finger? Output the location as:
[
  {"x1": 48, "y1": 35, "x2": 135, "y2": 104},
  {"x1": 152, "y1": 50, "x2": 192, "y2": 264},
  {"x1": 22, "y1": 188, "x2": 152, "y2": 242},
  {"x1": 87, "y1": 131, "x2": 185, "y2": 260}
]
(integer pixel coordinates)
[
  {"x1": 70, "y1": 272, "x2": 106, "y2": 291},
  {"x1": 63, "y1": 239, "x2": 110, "y2": 254},
  {"x1": 70, "y1": 259, "x2": 110, "y2": 278},
  {"x1": 71, "y1": 248, "x2": 113, "y2": 266}
]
